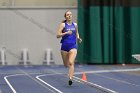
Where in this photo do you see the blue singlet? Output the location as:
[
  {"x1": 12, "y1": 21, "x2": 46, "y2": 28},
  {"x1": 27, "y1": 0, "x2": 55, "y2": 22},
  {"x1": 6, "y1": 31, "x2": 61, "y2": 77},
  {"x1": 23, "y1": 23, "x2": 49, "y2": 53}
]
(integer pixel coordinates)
[{"x1": 61, "y1": 22, "x2": 77, "y2": 52}]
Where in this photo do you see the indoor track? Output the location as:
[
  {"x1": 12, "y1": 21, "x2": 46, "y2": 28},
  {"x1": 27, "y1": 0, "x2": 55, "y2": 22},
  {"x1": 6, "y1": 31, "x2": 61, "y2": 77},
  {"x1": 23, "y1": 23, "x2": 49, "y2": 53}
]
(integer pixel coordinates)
[{"x1": 0, "y1": 64, "x2": 140, "y2": 93}]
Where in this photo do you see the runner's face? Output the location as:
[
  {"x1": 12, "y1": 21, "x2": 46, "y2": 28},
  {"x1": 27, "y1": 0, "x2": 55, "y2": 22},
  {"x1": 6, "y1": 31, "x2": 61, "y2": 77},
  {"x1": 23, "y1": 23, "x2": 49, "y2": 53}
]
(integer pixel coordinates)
[{"x1": 65, "y1": 11, "x2": 72, "y2": 21}]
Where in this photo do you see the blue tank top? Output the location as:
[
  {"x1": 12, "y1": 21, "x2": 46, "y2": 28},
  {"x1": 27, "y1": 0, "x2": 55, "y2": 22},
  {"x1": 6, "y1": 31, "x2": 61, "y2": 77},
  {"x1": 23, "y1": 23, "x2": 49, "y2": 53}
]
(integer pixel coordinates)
[{"x1": 61, "y1": 22, "x2": 76, "y2": 44}]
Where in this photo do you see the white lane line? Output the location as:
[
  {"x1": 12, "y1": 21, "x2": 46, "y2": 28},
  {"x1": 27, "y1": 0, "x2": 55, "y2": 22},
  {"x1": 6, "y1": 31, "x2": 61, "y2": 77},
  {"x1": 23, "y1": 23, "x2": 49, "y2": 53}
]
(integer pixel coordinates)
[
  {"x1": 32, "y1": 68, "x2": 140, "y2": 76},
  {"x1": 1, "y1": 68, "x2": 140, "y2": 75},
  {"x1": 3, "y1": 68, "x2": 140, "y2": 93},
  {"x1": 73, "y1": 76, "x2": 118, "y2": 93},
  {"x1": 4, "y1": 74, "x2": 23, "y2": 93},
  {"x1": 42, "y1": 69, "x2": 118, "y2": 93},
  {"x1": 4, "y1": 74, "x2": 57, "y2": 93},
  {"x1": 74, "y1": 68, "x2": 140, "y2": 88},
  {"x1": 75, "y1": 68, "x2": 140, "y2": 87},
  {"x1": 35, "y1": 68, "x2": 140, "y2": 87},
  {"x1": 74, "y1": 68, "x2": 140, "y2": 75},
  {"x1": 37, "y1": 73, "x2": 117, "y2": 93},
  {"x1": 36, "y1": 75, "x2": 63, "y2": 93},
  {"x1": 15, "y1": 67, "x2": 60, "y2": 93},
  {"x1": 95, "y1": 73, "x2": 140, "y2": 87}
]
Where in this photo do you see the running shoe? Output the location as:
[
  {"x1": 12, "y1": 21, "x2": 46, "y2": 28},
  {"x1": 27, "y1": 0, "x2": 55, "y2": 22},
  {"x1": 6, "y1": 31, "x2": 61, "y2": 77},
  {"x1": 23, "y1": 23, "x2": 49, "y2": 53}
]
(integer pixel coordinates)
[{"x1": 68, "y1": 79, "x2": 73, "y2": 86}]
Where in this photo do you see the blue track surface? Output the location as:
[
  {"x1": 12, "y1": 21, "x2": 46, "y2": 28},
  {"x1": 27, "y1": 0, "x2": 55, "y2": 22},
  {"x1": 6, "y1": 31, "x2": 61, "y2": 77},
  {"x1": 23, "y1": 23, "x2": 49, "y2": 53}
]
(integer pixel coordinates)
[{"x1": 0, "y1": 64, "x2": 140, "y2": 93}]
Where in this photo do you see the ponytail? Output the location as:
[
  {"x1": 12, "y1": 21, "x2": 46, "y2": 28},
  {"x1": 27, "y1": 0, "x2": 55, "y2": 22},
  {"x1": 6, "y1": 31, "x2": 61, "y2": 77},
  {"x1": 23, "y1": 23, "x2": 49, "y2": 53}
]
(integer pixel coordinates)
[{"x1": 62, "y1": 20, "x2": 66, "y2": 23}]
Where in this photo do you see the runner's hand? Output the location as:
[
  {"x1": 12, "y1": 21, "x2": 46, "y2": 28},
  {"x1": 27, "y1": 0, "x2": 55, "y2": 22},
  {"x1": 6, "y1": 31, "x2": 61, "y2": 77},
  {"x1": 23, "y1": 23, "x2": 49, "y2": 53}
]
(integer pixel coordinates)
[
  {"x1": 78, "y1": 38, "x2": 82, "y2": 43},
  {"x1": 66, "y1": 30, "x2": 72, "y2": 35}
]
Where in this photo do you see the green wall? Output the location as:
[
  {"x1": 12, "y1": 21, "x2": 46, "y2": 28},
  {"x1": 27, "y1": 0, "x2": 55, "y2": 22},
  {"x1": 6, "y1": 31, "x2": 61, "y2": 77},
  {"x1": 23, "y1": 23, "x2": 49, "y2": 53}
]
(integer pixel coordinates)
[{"x1": 77, "y1": 0, "x2": 140, "y2": 64}]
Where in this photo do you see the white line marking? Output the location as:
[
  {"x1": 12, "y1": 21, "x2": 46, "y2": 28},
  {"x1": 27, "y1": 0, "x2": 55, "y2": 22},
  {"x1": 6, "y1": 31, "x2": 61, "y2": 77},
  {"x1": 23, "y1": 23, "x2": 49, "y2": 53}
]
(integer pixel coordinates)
[
  {"x1": 15, "y1": 67, "x2": 60, "y2": 93},
  {"x1": 3, "y1": 67, "x2": 140, "y2": 93},
  {"x1": 35, "y1": 68, "x2": 140, "y2": 87},
  {"x1": 73, "y1": 76, "x2": 118, "y2": 93},
  {"x1": 36, "y1": 75, "x2": 63, "y2": 93},
  {"x1": 42, "y1": 69, "x2": 118, "y2": 93},
  {"x1": 4, "y1": 74, "x2": 23, "y2": 93},
  {"x1": 95, "y1": 73, "x2": 140, "y2": 87},
  {"x1": 1, "y1": 68, "x2": 140, "y2": 75},
  {"x1": 74, "y1": 68, "x2": 140, "y2": 87},
  {"x1": 74, "y1": 68, "x2": 140, "y2": 75},
  {"x1": 4, "y1": 73, "x2": 57, "y2": 93},
  {"x1": 37, "y1": 68, "x2": 140, "y2": 93},
  {"x1": 30, "y1": 68, "x2": 140, "y2": 76}
]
